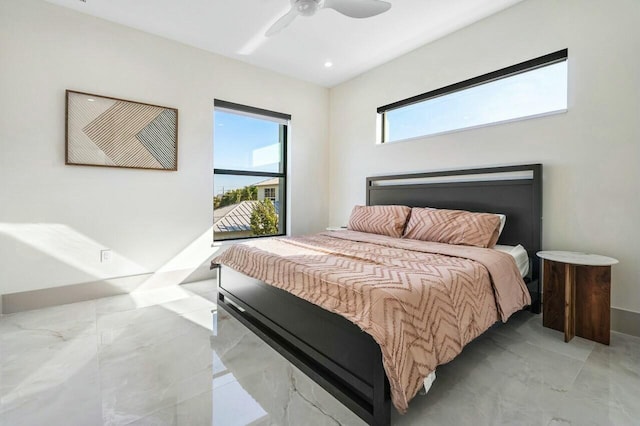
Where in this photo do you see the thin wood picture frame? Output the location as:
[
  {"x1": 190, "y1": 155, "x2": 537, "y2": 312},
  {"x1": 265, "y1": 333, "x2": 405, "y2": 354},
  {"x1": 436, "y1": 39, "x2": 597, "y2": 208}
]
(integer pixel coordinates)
[{"x1": 65, "y1": 90, "x2": 178, "y2": 171}]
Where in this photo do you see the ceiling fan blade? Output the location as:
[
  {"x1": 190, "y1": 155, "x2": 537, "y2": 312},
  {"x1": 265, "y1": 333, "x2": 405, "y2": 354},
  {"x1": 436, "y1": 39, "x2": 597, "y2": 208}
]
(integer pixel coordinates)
[
  {"x1": 265, "y1": 8, "x2": 299, "y2": 36},
  {"x1": 323, "y1": 0, "x2": 391, "y2": 18}
]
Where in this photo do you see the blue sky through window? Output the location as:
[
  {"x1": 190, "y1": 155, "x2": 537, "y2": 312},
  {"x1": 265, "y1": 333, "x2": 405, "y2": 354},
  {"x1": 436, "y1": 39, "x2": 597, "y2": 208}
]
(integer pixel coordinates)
[
  {"x1": 214, "y1": 110, "x2": 282, "y2": 196},
  {"x1": 385, "y1": 61, "x2": 568, "y2": 142}
]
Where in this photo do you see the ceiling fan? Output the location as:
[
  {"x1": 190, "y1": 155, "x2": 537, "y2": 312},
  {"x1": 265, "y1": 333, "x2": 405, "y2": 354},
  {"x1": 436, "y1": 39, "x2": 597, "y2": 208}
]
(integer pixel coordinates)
[{"x1": 266, "y1": 0, "x2": 392, "y2": 37}]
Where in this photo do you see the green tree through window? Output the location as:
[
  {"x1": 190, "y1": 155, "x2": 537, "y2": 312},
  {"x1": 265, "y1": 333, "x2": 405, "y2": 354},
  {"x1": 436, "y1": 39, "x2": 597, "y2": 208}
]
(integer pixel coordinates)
[
  {"x1": 250, "y1": 199, "x2": 279, "y2": 235},
  {"x1": 214, "y1": 185, "x2": 257, "y2": 209}
]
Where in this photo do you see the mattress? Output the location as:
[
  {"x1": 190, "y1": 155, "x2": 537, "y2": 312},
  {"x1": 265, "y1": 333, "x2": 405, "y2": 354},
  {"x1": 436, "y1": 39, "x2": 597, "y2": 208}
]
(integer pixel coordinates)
[{"x1": 494, "y1": 244, "x2": 529, "y2": 278}]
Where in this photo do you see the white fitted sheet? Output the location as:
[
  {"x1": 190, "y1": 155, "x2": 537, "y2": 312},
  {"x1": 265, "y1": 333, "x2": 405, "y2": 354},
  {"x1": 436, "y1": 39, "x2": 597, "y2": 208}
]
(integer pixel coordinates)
[{"x1": 494, "y1": 244, "x2": 529, "y2": 278}]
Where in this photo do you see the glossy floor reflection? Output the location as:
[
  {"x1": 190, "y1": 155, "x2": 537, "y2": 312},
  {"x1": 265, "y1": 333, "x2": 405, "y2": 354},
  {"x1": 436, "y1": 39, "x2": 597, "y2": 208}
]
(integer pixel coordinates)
[{"x1": 1, "y1": 279, "x2": 639, "y2": 425}]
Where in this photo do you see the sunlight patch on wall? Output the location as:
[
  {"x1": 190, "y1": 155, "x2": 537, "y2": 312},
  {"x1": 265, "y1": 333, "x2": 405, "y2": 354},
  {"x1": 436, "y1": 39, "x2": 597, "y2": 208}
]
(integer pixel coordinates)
[
  {"x1": 0, "y1": 223, "x2": 145, "y2": 281},
  {"x1": 135, "y1": 226, "x2": 221, "y2": 291}
]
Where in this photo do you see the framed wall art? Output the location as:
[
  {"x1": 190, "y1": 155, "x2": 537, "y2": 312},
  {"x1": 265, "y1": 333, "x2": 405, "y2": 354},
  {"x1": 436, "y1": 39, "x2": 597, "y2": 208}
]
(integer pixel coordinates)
[{"x1": 65, "y1": 90, "x2": 178, "y2": 170}]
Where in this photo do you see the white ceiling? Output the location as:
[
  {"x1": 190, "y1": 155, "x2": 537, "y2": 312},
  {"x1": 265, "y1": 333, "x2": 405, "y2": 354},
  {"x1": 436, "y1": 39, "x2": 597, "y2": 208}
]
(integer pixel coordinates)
[{"x1": 44, "y1": 0, "x2": 523, "y2": 87}]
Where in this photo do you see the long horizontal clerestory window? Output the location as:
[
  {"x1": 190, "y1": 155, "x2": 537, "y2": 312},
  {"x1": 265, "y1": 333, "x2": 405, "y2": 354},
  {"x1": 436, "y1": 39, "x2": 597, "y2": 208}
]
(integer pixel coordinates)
[{"x1": 378, "y1": 49, "x2": 568, "y2": 143}]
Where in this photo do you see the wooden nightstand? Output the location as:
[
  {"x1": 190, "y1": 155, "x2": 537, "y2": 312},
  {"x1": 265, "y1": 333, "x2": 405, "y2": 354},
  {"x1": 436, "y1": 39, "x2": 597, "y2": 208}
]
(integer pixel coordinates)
[{"x1": 537, "y1": 251, "x2": 618, "y2": 345}]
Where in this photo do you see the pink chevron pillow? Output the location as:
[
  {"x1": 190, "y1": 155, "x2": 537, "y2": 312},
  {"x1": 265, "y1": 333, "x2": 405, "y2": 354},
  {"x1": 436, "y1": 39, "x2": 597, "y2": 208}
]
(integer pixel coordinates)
[
  {"x1": 403, "y1": 207, "x2": 502, "y2": 248},
  {"x1": 347, "y1": 205, "x2": 411, "y2": 238}
]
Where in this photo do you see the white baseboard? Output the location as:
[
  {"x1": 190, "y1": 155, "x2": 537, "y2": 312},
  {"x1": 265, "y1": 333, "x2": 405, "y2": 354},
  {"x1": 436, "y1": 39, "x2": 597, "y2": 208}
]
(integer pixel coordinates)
[{"x1": 0, "y1": 266, "x2": 217, "y2": 314}]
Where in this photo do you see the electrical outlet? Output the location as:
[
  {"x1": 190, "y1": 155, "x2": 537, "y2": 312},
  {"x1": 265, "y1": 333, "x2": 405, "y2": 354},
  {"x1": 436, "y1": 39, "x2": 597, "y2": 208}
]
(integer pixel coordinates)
[{"x1": 100, "y1": 249, "x2": 112, "y2": 263}]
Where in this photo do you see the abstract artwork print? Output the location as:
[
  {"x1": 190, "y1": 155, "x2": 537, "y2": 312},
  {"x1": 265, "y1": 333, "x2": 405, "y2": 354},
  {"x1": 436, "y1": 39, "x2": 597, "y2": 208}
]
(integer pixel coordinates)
[{"x1": 66, "y1": 90, "x2": 177, "y2": 170}]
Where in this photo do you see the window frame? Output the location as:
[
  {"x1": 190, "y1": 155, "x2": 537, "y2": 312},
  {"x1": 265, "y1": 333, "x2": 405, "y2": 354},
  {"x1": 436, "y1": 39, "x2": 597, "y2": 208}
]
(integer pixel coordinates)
[
  {"x1": 377, "y1": 49, "x2": 568, "y2": 143},
  {"x1": 213, "y1": 99, "x2": 290, "y2": 241}
]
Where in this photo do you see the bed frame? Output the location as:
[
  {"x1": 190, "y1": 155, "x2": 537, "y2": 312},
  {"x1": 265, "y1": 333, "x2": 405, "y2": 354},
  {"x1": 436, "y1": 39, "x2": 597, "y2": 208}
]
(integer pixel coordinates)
[{"x1": 212, "y1": 164, "x2": 542, "y2": 425}]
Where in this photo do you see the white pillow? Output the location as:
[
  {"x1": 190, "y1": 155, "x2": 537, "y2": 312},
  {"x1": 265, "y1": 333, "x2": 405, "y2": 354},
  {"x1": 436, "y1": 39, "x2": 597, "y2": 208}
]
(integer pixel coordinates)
[
  {"x1": 494, "y1": 244, "x2": 529, "y2": 277},
  {"x1": 496, "y1": 214, "x2": 506, "y2": 236}
]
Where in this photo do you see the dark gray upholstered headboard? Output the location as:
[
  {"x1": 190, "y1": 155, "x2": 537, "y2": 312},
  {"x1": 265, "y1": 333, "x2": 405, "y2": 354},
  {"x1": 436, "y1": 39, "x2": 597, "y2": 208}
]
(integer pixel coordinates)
[{"x1": 366, "y1": 164, "x2": 542, "y2": 310}]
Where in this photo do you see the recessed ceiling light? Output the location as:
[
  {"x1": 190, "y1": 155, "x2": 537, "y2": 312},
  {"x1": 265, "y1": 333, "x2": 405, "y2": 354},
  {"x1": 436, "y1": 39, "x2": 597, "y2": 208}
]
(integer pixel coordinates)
[
  {"x1": 324, "y1": 61, "x2": 333, "y2": 68},
  {"x1": 87, "y1": 98, "x2": 95, "y2": 102}
]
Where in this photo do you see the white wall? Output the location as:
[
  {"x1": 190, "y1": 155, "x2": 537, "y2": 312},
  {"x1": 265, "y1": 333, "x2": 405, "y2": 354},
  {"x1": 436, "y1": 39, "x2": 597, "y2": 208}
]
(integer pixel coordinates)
[
  {"x1": 0, "y1": 0, "x2": 329, "y2": 295},
  {"x1": 329, "y1": 0, "x2": 640, "y2": 313}
]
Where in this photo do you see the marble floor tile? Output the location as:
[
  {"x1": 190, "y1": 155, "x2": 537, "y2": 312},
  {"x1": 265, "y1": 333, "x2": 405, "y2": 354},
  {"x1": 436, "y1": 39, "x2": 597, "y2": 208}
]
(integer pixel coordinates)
[
  {"x1": 99, "y1": 338, "x2": 212, "y2": 425},
  {"x1": 127, "y1": 390, "x2": 214, "y2": 426},
  {"x1": 1, "y1": 281, "x2": 639, "y2": 426},
  {"x1": 0, "y1": 332, "x2": 102, "y2": 426},
  {"x1": 98, "y1": 307, "x2": 214, "y2": 426},
  {"x1": 96, "y1": 295, "x2": 214, "y2": 334},
  {"x1": 180, "y1": 279, "x2": 217, "y2": 297},
  {"x1": 96, "y1": 286, "x2": 212, "y2": 314},
  {"x1": 95, "y1": 286, "x2": 196, "y2": 316},
  {"x1": 491, "y1": 311, "x2": 596, "y2": 362},
  {"x1": 170, "y1": 280, "x2": 218, "y2": 306},
  {"x1": 546, "y1": 332, "x2": 640, "y2": 426},
  {"x1": 0, "y1": 299, "x2": 96, "y2": 339}
]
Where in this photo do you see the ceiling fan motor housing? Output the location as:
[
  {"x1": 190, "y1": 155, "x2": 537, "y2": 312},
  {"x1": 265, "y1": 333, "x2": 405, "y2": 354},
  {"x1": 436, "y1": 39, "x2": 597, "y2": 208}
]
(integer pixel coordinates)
[{"x1": 295, "y1": 0, "x2": 322, "y2": 16}]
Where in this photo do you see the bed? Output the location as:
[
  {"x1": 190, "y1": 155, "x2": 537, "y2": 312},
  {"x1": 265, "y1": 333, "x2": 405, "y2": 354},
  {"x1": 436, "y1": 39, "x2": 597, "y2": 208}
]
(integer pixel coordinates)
[{"x1": 211, "y1": 164, "x2": 542, "y2": 425}]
